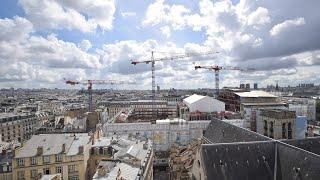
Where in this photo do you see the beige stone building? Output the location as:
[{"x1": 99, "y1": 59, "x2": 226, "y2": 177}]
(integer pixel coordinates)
[
  {"x1": 12, "y1": 133, "x2": 92, "y2": 180},
  {"x1": 258, "y1": 109, "x2": 296, "y2": 139},
  {"x1": 0, "y1": 113, "x2": 40, "y2": 142}
]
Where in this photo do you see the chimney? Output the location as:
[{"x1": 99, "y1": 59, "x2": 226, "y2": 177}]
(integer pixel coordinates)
[
  {"x1": 2, "y1": 149, "x2": 7, "y2": 156},
  {"x1": 245, "y1": 83, "x2": 250, "y2": 90},
  {"x1": 97, "y1": 130, "x2": 100, "y2": 139},
  {"x1": 91, "y1": 133, "x2": 95, "y2": 145},
  {"x1": 37, "y1": 146, "x2": 43, "y2": 155},
  {"x1": 78, "y1": 146, "x2": 84, "y2": 154},
  {"x1": 62, "y1": 144, "x2": 66, "y2": 153},
  {"x1": 143, "y1": 142, "x2": 148, "y2": 150}
]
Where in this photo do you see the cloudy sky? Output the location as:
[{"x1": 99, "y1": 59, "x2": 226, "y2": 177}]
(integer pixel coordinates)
[{"x1": 0, "y1": 0, "x2": 319, "y2": 89}]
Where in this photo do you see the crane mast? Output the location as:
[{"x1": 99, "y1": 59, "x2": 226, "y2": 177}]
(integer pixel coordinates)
[
  {"x1": 151, "y1": 51, "x2": 156, "y2": 117},
  {"x1": 195, "y1": 65, "x2": 255, "y2": 96},
  {"x1": 132, "y1": 51, "x2": 218, "y2": 120},
  {"x1": 65, "y1": 79, "x2": 134, "y2": 112}
]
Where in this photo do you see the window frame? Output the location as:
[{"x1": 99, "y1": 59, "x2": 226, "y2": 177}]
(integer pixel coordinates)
[
  {"x1": 43, "y1": 156, "x2": 50, "y2": 164},
  {"x1": 55, "y1": 154, "x2": 62, "y2": 162},
  {"x1": 17, "y1": 158, "x2": 25, "y2": 167},
  {"x1": 30, "y1": 157, "x2": 37, "y2": 165}
]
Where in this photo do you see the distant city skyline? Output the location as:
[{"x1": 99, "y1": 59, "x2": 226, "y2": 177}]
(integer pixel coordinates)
[{"x1": 0, "y1": 0, "x2": 320, "y2": 89}]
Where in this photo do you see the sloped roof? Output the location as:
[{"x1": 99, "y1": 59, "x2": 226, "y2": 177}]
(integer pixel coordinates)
[
  {"x1": 15, "y1": 134, "x2": 90, "y2": 158},
  {"x1": 102, "y1": 162, "x2": 140, "y2": 180},
  {"x1": 199, "y1": 119, "x2": 320, "y2": 180},
  {"x1": 183, "y1": 94, "x2": 206, "y2": 106},
  {"x1": 202, "y1": 142, "x2": 276, "y2": 180}
]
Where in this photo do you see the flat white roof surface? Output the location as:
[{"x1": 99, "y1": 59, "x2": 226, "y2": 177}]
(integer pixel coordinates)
[
  {"x1": 183, "y1": 94, "x2": 206, "y2": 105},
  {"x1": 235, "y1": 91, "x2": 277, "y2": 98}
]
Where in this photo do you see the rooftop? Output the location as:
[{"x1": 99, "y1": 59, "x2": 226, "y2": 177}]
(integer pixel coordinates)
[
  {"x1": 15, "y1": 133, "x2": 90, "y2": 158},
  {"x1": 92, "y1": 136, "x2": 152, "y2": 180},
  {"x1": 199, "y1": 119, "x2": 320, "y2": 179},
  {"x1": 235, "y1": 91, "x2": 277, "y2": 98},
  {"x1": 93, "y1": 161, "x2": 140, "y2": 180},
  {"x1": 183, "y1": 94, "x2": 206, "y2": 105}
]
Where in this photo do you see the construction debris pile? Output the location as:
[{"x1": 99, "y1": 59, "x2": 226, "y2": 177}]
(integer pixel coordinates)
[{"x1": 169, "y1": 139, "x2": 202, "y2": 180}]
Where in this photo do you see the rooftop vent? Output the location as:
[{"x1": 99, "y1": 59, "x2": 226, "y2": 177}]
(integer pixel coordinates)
[
  {"x1": 62, "y1": 143, "x2": 66, "y2": 153},
  {"x1": 78, "y1": 146, "x2": 84, "y2": 154},
  {"x1": 37, "y1": 146, "x2": 43, "y2": 155}
]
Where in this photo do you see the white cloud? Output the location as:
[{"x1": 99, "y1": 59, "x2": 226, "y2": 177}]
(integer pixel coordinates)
[
  {"x1": 142, "y1": 0, "x2": 169, "y2": 26},
  {"x1": 25, "y1": 34, "x2": 100, "y2": 69},
  {"x1": 142, "y1": 0, "x2": 191, "y2": 30},
  {"x1": 0, "y1": 16, "x2": 33, "y2": 42},
  {"x1": 18, "y1": 0, "x2": 116, "y2": 33},
  {"x1": 270, "y1": 17, "x2": 305, "y2": 36},
  {"x1": 141, "y1": 0, "x2": 320, "y2": 87},
  {"x1": 0, "y1": 16, "x2": 102, "y2": 86},
  {"x1": 78, "y1": 40, "x2": 92, "y2": 52},
  {"x1": 247, "y1": 7, "x2": 270, "y2": 26},
  {"x1": 1, "y1": 0, "x2": 320, "y2": 88},
  {"x1": 0, "y1": 62, "x2": 32, "y2": 82},
  {"x1": 160, "y1": 26, "x2": 171, "y2": 38}
]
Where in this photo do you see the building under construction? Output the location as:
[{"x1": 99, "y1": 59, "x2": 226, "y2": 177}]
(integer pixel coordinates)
[{"x1": 218, "y1": 88, "x2": 280, "y2": 112}]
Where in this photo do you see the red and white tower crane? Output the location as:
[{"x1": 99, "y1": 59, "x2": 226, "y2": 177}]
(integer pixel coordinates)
[
  {"x1": 65, "y1": 79, "x2": 134, "y2": 112},
  {"x1": 195, "y1": 65, "x2": 255, "y2": 96},
  {"x1": 131, "y1": 51, "x2": 218, "y2": 119}
]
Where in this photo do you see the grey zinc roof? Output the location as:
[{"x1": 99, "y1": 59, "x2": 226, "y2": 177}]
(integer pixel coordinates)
[
  {"x1": 200, "y1": 119, "x2": 320, "y2": 180},
  {"x1": 15, "y1": 134, "x2": 90, "y2": 158},
  {"x1": 204, "y1": 119, "x2": 271, "y2": 143},
  {"x1": 201, "y1": 142, "x2": 276, "y2": 180},
  {"x1": 66, "y1": 134, "x2": 91, "y2": 156},
  {"x1": 102, "y1": 162, "x2": 140, "y2": 180}
]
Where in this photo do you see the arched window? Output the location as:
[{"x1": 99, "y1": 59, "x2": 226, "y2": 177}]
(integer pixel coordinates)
[
  {"x1": 288, "y1": 122, "x2": 292, "y2": 139},
  {"x1": 282, "y1": 123, "x2": 286, "y2": 139},
  {"x1": 263, "y1": 120, "x2": 268, "y2": 136},
  {"x1": 269, "y1": 121, "x2": 274, "y2": 138}
]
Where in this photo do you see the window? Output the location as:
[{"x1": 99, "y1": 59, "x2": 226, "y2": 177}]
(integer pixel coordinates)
[
  {"x1": 30, "y1": 157, "x2": 37, "y2": 165},
  {"x1": 99, "y1": 147, "x2": 104, "y2": 155},
  {"x1": 55, "y1": 154, "x2": 62, "y2": 162},
  {"x1": 2, "y1": 165, "x2": 7, "y2": 172},
  {"x1": 69, "y1": 175, "x2": 79, "y2": 180},
  {"x1": 30, "y1": 169, "x2": 38, "y2": 178},
  {"x1": 269, "y1": 121, "x2": 274, "y2": 138},
  {"x1": 43, "y1": 156, "x2": 50, "y2": 164},
  {"x1": 17, "y1": 170, "x2": 25, "y2": 180},
  {"x1": 288, "y1": 122, "x2": 292, "y2": 139},
  {"x1": 282, "y1": 123, "x2": 287, "y2": 139},
  {"x1": 43, "y1": 167, "x2": 50, "y2": 175},
  {"x1": 68, "y1": 164, "x2": 77, "y2": 173},
  {"x1": 17, "y1": 158, "x2": 25, "y2": 167},
  {"x1": 56, "y1": 166, "x2": 62, "y2": 174}
]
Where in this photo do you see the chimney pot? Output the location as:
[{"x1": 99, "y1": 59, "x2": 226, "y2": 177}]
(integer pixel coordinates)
[
  {"x1": 78, "y1": 146, "x2": 84, "y2": 154},
  {"x1": 37, "y1": 146, "x2": 43, "y2": 155},
  {"x1": 62, "y1": 144, "x2": 66, "y2": 153},
  {"x1": 2, "y1": 149, "x2": 7, "y2": 156}
]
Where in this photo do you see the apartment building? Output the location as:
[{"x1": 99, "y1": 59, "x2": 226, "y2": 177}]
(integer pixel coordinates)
[
  {"x1": 12, "y1": 133, "x2": 92, "y2": 180},
  {"x1": 0, "y1": 143, "x2": 13, "y2": 180},
  {"x1": 0, "y1": 113, "x2": 40, "y2": 142}
]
